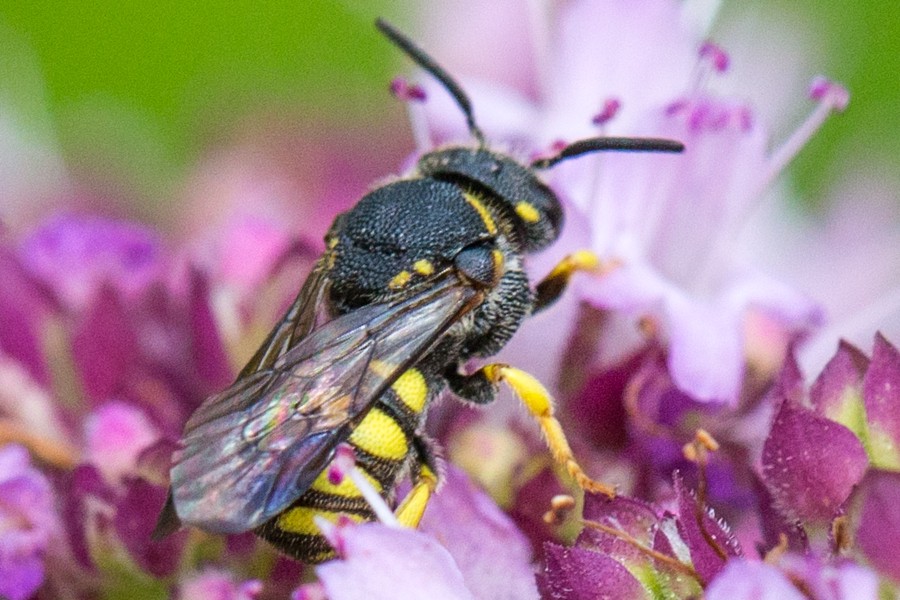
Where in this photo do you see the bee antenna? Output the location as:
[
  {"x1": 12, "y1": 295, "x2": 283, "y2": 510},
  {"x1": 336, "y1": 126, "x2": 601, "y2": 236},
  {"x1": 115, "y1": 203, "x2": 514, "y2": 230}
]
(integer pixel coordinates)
[
  {"x1": 376, "y1": 18, "x2": 486, "y2": 147},
  {"x1": 531, "y1": 136, "x2": 685, "y2": 169}
]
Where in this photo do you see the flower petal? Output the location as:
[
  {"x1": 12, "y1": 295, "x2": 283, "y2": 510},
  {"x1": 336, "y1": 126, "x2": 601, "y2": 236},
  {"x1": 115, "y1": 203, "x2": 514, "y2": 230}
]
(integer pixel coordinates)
[
  {"x1": 85, "y1": 401, "x2": 160, "y2": 485},
  {"x1": 19, "y1": 214, "x2": 163, "y2": 313},
  {"x1": 114, "y1": 477, "x2": 187, "y2": 577},
  {"x1": 578, "y1": 493, "x2": 660, "y2": 568},
  {"x1": 0, "y1": 247, "x2": 50, "y2": 384},
  {"x1": 673, "y1": 472, "x2": 742, "y2": 583},
  {"x1": 808, "y1": 340, "x2": 869, "y2": 445},
  {"x1": 315, "y1": 524, "x2": 475, "y2": 600},
  {"x1": 419, "y1": 467, "x2": 538, "y2": 600},
  {"x1": 752, "y1": 476, "x2": 808, "y2": 555},
  {"x1": 848, "y1": 469, "x2": 900, "y2": 581},
  {"x1": 761, "y1": 400, "x2": 868, "y2": 522},
  {"x1": 664, "y1": 293, "x2": 744, "y2": 403},
  {"x1": 537, "y1": 543, "x2": 647, "y2": 600},
  {"x1": 705, "y1": 559, "x2": 805, "y2": 600},
  {"x1": 863, "y1": 333, "x2": 900, "y2": 469}
]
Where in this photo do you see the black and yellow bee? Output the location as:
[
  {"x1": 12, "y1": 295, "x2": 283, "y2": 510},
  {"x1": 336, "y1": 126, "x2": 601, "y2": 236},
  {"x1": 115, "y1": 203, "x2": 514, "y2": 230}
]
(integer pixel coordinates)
[{"x1": 154, "y1": 19, "x2": 683, "y2": 563}]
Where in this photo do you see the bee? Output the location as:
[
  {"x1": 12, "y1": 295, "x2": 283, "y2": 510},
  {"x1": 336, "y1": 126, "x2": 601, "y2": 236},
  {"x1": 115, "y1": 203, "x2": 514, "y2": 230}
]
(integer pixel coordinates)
[{"x1": 154, "y1": 18, "x2": 683, "y2": 563}]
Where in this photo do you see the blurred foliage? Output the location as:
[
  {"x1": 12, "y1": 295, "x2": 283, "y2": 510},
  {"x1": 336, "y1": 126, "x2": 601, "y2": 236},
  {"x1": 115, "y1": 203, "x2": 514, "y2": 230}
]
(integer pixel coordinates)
[
  {"x1": 0, "y1": 0, "x2": 401, "y2": 197},
  {"x1": 764, "y1": 0, "x2": 900, "y2": 200},
  {"x1": 0, "y1": 0, "x2": 897, "y2": 206}
]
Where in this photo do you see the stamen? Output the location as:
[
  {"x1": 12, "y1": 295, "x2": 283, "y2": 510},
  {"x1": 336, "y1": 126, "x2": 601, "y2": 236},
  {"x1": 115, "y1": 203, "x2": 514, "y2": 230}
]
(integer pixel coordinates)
[
  {"x1": 313, "y1": 514, "x2": 349, "y2": 556},
  {"x1": 808, "y1": 75, "x2": 850, "y2": 110},
  {"x1": 764, "y1": 76, "x2": 849, "y2": 187},
  {"x1": 831, "y1": 515, "x2": 852, "y2": 554},
  {"x1": 327, "y1": 444, "x2": 356, "y2": 485},
  {"x1": 699, "y1": 41, "x2": 730, "y2": 73},
  {"x1": 529, "y1": 139, "x2": 568, "y2": 164},
  {"x1": 591, "y1": 98, "x2": 621, "y2": 126},
  {"x1": 390, "y1": 76, "x2": 433, "y2": 153},
  {"x1": 542, "y1": 494, "x2": 577, "y2": 525},
  {"x1": 389, "y1": 76, "x2": 427, "y2": 102},
  {"x1": 691, "y1": 40, "x2": 730, "y2": 91},
  {"x1": 0, "y1": 419, "x2": 79, "y2": 470},
  {"x1": 329, "y1": 444, "x2": 400, "y2": 527},
  {"x1": 763, "y1": 533, "x2": 789, "y2": 564}
]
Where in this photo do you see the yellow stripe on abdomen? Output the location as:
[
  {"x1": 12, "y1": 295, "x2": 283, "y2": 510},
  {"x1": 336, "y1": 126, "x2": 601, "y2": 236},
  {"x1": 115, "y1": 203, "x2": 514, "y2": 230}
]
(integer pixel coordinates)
[
  {"x1": 391, "y1": 369, "x2": 428, "y2": 413},
  {"x1": 277, "y1": 507, "x2": 364, "y2": 535},
  {"x1": 348, "y1": 408, "x2": 409, "y2": 460}
]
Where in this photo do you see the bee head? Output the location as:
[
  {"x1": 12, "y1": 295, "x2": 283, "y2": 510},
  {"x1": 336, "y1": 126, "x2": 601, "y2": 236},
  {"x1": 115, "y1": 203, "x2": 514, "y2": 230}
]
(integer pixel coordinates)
[
  {"x1": 417, "y1": 147, "x2": 562, "y2": 252},
  {"x1": 377, "y1": 18, "x2": 684, "y2": 253}
]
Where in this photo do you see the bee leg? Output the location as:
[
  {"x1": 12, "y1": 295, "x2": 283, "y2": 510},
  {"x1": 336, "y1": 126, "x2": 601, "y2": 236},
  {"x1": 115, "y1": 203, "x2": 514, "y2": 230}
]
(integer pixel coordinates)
[
  {"x1": 532, "y1": 249, "x2": 606, "y2": 313},
  {"x1": 452, "y1": 363, "x2": 616, "y2": 497},
  {"x1": 395, "y1": 463, "x2": 439, "y2": 528}
]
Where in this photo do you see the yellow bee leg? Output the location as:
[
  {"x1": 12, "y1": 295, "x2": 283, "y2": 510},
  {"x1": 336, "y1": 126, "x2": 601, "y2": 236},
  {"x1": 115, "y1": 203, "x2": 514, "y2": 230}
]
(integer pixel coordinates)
[
  {"x1": 395, "y1": 465, "x2": 439, "y2": 528},
  {"x1": 483, "y1": 364, "x2": 616, "y2": 497},
  {"x1": 533, "y1": 249, "x2": 613, "y2": 312}
]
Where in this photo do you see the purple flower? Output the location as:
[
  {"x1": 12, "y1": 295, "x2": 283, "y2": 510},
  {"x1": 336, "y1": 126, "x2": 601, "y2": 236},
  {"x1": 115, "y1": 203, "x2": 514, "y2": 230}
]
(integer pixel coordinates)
[
  {"x1": 779, "y1": 554, "x2": 880, "y2": 600},
  {"x1": 18, "y1": 214, "x2": 164, "y2": 314},
  {"x1": 539, "y1": 481, "x2": 745, "y2": 597},
  {"x1": 761, "y1": 334, "x2": 900, "y2": 522},
  {"x1": 0, "y1": 444, "x2": 59, "y2": 600},
  {"x1": 761, "y1": 398, "x2": 868, "y2": 522}
]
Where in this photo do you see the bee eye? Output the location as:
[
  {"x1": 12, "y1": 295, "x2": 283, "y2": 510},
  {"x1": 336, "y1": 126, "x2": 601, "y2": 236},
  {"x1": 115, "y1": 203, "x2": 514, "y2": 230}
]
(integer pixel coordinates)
[{"x1": 454, "y1": 242, "x2": 500, "y2": 288}]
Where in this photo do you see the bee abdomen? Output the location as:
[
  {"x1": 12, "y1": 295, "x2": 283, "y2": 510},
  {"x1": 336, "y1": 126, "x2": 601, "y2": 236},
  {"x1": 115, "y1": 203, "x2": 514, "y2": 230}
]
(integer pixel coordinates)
[{"x1": 255, "y1": 368, "x2": 431, "y2": 563}]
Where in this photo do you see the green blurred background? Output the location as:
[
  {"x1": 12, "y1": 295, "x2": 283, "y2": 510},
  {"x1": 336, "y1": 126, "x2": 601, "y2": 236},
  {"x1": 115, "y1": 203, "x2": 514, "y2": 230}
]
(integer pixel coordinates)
[{"x1": 0, "y1": 0, "x2": 897, "y2": 215}]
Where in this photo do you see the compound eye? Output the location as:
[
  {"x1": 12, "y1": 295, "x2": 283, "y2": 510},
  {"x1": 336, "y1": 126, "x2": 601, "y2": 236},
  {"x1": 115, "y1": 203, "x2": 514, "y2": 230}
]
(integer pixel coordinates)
[{"x1": 454, "y1": 242, "x2": 503, "y2": 288}]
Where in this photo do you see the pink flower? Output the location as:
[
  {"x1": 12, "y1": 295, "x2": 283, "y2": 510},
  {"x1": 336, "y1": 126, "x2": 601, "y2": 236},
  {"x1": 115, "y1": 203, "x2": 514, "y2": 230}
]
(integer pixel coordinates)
[
  {"x1": 413, "y1": 0, "x2": 845, "y2": 403},
  {"x1": 84, "y1": 401, "x2": 160, "y2": 485},
  {"x1": 178, "y1": 569, "x2": 263, "y2": 600}
]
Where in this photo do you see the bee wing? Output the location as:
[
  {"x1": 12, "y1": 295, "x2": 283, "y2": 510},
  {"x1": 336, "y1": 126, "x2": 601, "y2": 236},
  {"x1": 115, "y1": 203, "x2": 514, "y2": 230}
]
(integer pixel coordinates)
[
  {"x1": 169, "y1": 273, "x2": 480, "y2": 533},
  {"x1": 237, "y1": 258, "x2": 331, "y2": 377}
]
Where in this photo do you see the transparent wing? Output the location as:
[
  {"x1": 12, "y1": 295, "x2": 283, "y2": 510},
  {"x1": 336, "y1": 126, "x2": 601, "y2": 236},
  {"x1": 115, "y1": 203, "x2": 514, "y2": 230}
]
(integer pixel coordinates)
[
  {"x1": 237, "y1": 258, "x2": 331, "y2": 377},
  {"x1": 169, "y1": 274, "x2": 480, "y2": 533}
]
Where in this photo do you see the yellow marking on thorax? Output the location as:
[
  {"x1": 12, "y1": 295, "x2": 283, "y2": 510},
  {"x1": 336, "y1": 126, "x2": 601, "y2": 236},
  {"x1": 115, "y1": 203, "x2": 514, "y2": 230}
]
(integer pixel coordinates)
[
  {"x1": 349, "y1": 408, "x2": 409, "y2": 460},
  {"x1": 413, "y1": 259, "x2": 434, "y2": 276},
  {"x1": 464, "y1": 192, "x2": 497, "y2": 235},
  {"x1": 491, "y1": 249, "x2": 505, "y2": 282},
  {"x1": 277, "y1": 507, "x2": 364, "y2": 535},
  {"x1": 515, "y1": 201, "x2": 541, "y2": 223},
  {"x1": 310, "y1": 464, "x2": 383, "y2": 497},
  {"x1": 391, "y1": 369, "x2": 428, "y2": 413},
  {"x1": 388, "y1": 270, "x2": 411, "y2": 289}
]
